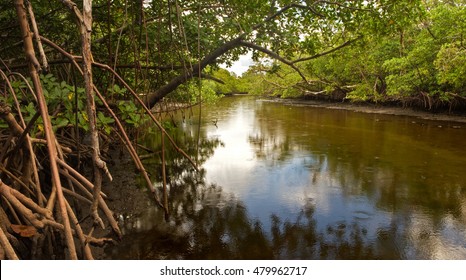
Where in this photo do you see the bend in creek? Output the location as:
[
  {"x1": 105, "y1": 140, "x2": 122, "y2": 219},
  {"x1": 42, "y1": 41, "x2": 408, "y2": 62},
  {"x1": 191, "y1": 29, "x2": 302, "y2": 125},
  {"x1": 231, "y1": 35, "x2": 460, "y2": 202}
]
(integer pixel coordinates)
[{"x1": 105, "y1": 96, "x2": 466, "y2": 260}]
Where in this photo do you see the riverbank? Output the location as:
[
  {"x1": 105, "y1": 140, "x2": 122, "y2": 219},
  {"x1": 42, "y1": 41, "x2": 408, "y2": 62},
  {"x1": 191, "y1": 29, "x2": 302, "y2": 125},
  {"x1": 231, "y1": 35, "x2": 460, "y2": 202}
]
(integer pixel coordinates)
[
  {"x1": 262, "y1": 98, "x2": 466, "y2": 124},
  {"x1": 92, "y1": 148, "x2": 156, "y2": 259}
]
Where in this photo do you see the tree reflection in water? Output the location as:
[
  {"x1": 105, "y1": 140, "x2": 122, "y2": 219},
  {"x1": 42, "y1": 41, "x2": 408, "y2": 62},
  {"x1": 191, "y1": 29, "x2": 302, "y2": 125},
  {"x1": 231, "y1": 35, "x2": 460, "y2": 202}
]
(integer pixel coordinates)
[
  {"x1": 109, "y1": 117, "x2": 379, "y2": 260},
  {"x1": 106, "y1": 97, "x2": 466, "y2": 259},
  {"x1": 106, "y1": 170, "x2": 402, "y2": 259}
]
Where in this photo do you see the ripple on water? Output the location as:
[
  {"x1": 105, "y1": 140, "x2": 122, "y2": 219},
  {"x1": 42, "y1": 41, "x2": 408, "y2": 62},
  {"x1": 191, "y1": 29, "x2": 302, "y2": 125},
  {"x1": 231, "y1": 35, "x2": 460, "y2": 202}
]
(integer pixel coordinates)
[{"x1": 353, "y1": 210, "x2": 372, "y2": 220}]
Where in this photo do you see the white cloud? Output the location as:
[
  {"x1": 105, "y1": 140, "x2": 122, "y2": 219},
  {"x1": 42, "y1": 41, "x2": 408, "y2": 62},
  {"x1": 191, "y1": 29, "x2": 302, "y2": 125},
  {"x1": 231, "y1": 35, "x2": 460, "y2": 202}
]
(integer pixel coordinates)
[{"x1": 221, "y1": 52, "x2": 253, "y2": 76}]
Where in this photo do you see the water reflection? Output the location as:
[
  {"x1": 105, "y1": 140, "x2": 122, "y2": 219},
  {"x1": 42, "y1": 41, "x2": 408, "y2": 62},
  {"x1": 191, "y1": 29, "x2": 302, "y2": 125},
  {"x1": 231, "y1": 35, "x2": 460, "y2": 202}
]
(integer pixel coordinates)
[{"x1": 106, "y1": 96, "x2": 466, "y2": 259}]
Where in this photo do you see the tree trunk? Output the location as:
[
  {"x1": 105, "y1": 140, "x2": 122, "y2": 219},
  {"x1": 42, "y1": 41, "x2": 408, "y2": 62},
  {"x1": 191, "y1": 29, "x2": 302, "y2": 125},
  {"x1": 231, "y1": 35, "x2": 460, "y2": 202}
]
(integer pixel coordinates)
[
  {"x1": 81, "y1": 0, "x2": 107, "y2": 228},
  {"x1": 144, "y1": 37, "x2": 243, "y2": 108},
  {"x1": 143, "y1": 4, "x2": 311, "y2": 108}
]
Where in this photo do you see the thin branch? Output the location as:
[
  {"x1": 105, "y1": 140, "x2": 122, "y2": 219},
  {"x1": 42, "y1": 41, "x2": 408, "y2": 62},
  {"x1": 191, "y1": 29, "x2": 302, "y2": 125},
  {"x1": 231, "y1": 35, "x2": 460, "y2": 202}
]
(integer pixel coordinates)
[
  {"x1": 292, "y1": 36, "x2": 361, "y2": 64},
  {"x1": 91, "y1": 61, "x2": 200, "y2": 173},
  {"x1": 239, "y1": 41, "x2": 308, "y2": 83},
  {"x1": 317, "y1": 1, "x2": 373, "y2": 12},
  {"x1": 26, "y1": 2, "x2": 48, "y2": 71}
]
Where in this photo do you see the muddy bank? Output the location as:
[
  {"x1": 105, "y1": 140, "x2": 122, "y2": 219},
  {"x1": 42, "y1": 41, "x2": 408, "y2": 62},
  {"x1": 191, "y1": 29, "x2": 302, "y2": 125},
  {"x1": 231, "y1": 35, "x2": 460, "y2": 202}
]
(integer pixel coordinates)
[
  {"x1": 92, "y1": 148, "x2": 157, "y2": 259},
  {"x1": 263, "y1": 98, "x2": 466, "y2": 124}
]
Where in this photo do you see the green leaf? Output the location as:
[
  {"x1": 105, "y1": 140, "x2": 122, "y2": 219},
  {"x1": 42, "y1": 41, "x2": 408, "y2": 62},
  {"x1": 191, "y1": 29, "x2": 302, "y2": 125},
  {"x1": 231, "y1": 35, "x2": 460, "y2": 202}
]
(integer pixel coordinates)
[{"x1": 55, "y1": 118, "x2": 69, "y2": 128}]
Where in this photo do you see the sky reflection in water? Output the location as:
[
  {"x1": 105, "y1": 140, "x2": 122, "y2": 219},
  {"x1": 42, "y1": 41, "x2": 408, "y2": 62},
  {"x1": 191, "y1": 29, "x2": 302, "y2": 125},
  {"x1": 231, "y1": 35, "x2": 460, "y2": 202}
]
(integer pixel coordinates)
[
  {"x1": 203, "y1": 97, "x2": 466, "y2": 259},
  {"x1": 108, "y1": 96, "x2": 466, "y2": 260}
]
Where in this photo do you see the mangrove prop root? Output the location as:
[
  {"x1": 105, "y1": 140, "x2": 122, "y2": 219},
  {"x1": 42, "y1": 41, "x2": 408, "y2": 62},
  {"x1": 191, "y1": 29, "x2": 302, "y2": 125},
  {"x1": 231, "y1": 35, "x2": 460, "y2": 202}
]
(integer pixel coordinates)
[
  {"x1": 57, "y1": 158, "x2": 108, "y2": 199},
  {"x1": 0, "y1": 225, "x2": 19, "y2": 260},
  {"x1": 0, "y1": 180, "x2": 44, "y2": 229},
  {"x1": 0, "y1": 178, "x2": 116, "y2": 258},
  {"x1": 65, "y1": 199, "x2": 93, "y2": 260},
  {"x1": 1, "y1": 0, "x2": 203, "y2": 258},
  {"x1": 39, "y1": 36, "x2": 162, "y2": 206},
  {"x1": 14, "y1": 0, "x2": 78, "y2": 258}
]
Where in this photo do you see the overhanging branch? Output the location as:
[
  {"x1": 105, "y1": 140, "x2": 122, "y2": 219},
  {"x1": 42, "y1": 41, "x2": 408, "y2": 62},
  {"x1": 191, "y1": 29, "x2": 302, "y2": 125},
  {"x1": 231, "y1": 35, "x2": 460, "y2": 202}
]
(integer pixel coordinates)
[
  {"x1": 144, "y1": 3, "x2": 363, "y2": 108},
  {"x1": 292, "y1": 36, "x2": 361, "y2": 64},
  {"x1": 239, "y1": 41, "x2": 308, "y2": 83}
]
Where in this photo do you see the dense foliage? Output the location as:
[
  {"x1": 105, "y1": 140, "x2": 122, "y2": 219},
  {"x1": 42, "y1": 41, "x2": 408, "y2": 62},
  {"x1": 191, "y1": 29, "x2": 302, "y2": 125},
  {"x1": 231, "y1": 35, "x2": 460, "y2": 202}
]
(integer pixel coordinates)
[
  {"x1": 2, "y1": 0, "x2": 427, "y2": 110},
  {"x1": 241, "y1": 1, "x2": 466, "y2": 111}
]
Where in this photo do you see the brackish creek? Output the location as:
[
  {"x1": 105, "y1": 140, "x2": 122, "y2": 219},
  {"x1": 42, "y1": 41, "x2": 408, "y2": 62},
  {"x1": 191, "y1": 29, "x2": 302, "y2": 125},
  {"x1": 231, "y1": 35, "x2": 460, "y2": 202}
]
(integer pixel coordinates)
[{"x1": 105, "y1": 96, "x2": 466, "y2": 259}]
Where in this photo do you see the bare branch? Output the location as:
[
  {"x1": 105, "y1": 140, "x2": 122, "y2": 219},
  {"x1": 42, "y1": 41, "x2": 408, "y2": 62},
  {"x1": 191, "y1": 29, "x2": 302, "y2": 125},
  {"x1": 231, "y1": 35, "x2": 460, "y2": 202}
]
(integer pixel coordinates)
[
  {"x1": 201, "y1": 73, "x2": 225, "y2": 84},
  {"x1": 292, "y1": 36, "x2": 361, "y2": 64},
  {"x1": 317, "y1": 1, "x2": 373, "y2": 12},
  {"x1": 239, "y1": 41, "x2": 308, "y2": 83}
]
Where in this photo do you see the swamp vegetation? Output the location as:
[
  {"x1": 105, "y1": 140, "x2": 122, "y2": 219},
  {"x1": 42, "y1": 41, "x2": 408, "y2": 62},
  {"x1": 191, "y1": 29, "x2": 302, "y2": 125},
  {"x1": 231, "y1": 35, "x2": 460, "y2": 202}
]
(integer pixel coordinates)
[{"x1": 0, "y1": 0, "x2": 465, "y2": 259}]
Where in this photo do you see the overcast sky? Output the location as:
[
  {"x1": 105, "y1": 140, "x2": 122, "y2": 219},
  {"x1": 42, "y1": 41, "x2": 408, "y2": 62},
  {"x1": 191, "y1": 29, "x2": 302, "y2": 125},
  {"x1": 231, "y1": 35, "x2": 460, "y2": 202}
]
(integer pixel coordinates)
[{"x1": 221, "y1": 52, "x2": 253, "y2": 76}]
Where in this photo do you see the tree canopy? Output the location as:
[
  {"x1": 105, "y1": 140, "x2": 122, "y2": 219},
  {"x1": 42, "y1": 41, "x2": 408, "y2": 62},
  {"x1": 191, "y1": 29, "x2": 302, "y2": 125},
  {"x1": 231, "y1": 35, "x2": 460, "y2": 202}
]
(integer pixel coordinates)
[
  {"x1": 239, "y1": 0, "x2": 466, "y2": 111},
  {"x1": 2, "y1": 0, "x2": 425, "y2": 107}
]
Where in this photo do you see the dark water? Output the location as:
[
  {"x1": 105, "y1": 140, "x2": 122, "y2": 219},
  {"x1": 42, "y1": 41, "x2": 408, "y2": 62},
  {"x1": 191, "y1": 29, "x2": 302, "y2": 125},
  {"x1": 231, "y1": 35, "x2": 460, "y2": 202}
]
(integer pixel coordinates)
[{"x1": 106, "y1": 96, "x2": 466, "y2": 259}]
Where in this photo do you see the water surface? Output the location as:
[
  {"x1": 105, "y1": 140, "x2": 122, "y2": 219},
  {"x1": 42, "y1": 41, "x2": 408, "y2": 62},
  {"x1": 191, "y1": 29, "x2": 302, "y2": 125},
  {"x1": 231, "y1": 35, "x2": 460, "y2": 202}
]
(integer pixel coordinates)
[{"x1": 107, "y1": 96, "x2": 466, "y2": 259}]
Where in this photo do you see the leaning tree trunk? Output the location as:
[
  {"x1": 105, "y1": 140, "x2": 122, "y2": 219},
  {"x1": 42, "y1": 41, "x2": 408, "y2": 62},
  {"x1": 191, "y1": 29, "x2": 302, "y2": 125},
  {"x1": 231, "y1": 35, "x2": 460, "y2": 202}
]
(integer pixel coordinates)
[{"x1": 144, "y1": 37, "x2": 243, "y2": 108}]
